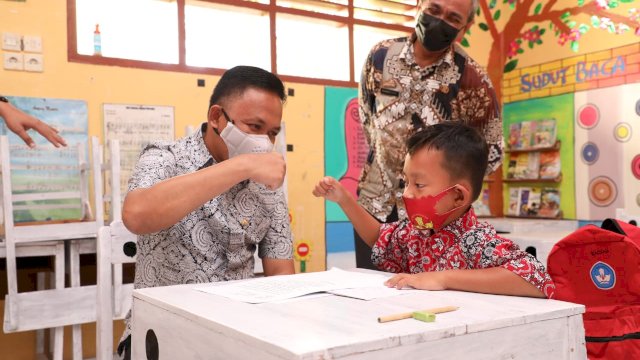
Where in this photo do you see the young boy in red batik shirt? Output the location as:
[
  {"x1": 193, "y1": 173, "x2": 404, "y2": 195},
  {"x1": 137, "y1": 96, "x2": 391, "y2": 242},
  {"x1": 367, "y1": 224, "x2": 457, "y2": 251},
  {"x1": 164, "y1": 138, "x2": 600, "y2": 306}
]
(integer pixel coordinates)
[{"x1": 313, "y1": 122, "x2": 554, "y2": 298}]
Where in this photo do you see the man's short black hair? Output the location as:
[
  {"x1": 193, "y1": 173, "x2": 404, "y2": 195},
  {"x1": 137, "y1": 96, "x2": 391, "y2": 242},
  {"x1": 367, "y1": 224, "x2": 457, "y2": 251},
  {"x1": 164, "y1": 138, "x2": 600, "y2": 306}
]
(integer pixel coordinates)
[
  {"x1": 208, "y1": 66, "x2": 286, "y2": 113},
  {"x1": 406, "y1": 122, "x2": 488, "y2": 201}
]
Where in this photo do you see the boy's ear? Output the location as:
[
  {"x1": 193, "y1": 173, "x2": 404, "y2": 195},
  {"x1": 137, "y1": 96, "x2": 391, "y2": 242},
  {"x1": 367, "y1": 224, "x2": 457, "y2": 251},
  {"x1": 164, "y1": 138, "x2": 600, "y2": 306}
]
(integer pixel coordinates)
[{"x1": 453, "y1": 184, "x2": 472, "y2": 205}]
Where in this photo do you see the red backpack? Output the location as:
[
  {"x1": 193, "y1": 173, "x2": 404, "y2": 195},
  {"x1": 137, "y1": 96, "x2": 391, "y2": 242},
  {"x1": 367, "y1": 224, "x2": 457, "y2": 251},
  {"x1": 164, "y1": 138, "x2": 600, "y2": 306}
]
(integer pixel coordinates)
[{"x1": 547, "y1": 219, "x2": 640, "y2": 359}]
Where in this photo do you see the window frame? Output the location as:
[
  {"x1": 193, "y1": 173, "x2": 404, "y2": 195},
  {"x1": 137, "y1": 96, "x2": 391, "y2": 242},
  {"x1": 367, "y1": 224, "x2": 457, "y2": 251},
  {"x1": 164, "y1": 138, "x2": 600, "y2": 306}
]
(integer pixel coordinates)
[{"x1": 67, "y1": 0, "x2": 415, "y2": 87}]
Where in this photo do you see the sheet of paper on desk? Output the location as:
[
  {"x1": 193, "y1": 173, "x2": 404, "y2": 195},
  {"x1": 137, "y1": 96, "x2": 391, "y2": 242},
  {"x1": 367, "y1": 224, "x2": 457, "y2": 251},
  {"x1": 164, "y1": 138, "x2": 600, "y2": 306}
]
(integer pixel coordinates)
[
  {"x1": 196, "y1": 268, "x2": 390, "y2": 303},
  {"x1": 328, "y1": 286, "x2": 423, "y2": 301}
]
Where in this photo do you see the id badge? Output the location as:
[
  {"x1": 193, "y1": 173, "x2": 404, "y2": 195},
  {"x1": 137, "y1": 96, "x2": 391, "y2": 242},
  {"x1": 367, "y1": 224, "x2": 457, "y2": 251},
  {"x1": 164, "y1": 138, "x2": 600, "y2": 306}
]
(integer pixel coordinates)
[{"x1": 375, "y1": 79, "x2": 401, "y2": 114}]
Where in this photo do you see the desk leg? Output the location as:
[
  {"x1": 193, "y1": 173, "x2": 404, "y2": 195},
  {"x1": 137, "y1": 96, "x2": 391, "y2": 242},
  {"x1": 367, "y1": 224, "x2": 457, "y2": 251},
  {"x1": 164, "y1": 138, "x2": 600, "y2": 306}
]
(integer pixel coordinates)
[
  {"x1": 35, "y1": 272, "x2": 45, "y2": 355},
  {"x1": 52, "y1": 243, "x2": 65, "y2": 360},
  {"x1": 70, "y1": 240, "x2": 83, "y2": 360}
]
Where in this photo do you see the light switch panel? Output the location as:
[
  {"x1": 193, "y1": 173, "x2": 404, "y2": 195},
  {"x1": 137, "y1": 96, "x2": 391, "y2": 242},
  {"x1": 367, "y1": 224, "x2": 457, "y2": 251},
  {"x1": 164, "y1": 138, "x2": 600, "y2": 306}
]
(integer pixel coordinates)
[
  {"x1": 23, "y1": 35, "x2": 43, "y2": 53},
  {"x1": 2, "y1": 32, "x2": 22, "y2": 51},
  {"x1": 24, "y1": 53, "x2": 43, "y2": 72},
  {"x1": 3, "y1": 52, "x2": 24, "y2": 70}
]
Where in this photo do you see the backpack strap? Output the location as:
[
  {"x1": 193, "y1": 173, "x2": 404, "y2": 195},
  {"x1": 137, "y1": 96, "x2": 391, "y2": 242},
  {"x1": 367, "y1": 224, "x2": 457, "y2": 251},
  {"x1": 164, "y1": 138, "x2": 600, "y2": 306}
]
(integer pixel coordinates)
[
  {"x1": 602, "y1": 218, "x2": 626, "y2": 235},
  {"x1": 602, "y1": 218, "x2": 640, "y2": 241}
]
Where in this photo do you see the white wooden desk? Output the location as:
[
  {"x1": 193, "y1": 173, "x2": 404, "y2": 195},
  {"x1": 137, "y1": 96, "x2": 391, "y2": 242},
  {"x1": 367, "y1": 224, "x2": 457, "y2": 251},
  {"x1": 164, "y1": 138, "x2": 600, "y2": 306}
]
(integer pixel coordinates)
[{"x1": 131, "y1": 271, "x2": 586, "y2": 360}]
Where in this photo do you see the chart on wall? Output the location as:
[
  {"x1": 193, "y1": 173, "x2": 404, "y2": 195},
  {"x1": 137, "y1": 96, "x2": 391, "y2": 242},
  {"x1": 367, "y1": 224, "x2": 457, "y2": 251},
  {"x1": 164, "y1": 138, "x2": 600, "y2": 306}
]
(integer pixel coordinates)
[
  {"x1": 1, "y1": 96, "x2": 88, "y2": 221},
  {"x1": 324, "y1": 87, "x2": 365, "y2": 253},
  {"x1": 574, "y1": 83, "x2": 640, "y2": 220},
  {"x1": 103, "y1": 104, "x2": 175, "y2": 196}
]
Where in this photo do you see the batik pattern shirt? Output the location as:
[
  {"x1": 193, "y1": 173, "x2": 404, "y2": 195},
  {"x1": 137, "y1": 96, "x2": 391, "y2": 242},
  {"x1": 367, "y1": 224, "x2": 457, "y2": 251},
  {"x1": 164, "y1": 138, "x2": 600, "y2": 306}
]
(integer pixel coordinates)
[
  {"x1": 372, "y1": 208, "x2": 555, "y2": 298},
  {"x1": 120, "y1": 123, "x2": 293, "y2": 343},
  {"x1": 358, "y1": 36, "x2": 504, "y2": 221}
]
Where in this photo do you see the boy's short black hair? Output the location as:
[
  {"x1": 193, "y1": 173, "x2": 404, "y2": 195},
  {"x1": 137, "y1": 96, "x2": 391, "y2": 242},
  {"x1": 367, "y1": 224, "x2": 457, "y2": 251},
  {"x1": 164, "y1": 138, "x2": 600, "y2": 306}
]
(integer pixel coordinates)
[
  {"x1": 208, "y1": 66, "x2": 286, "y2": 114},
  {"x1": 406, "y1": 122, "x2": 489, "y2": 201}
]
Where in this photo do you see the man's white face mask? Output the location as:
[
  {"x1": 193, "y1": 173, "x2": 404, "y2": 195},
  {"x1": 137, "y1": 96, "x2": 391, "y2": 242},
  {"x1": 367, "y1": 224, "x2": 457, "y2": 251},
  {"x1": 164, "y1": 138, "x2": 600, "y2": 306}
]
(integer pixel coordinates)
[{"x1": 219, "y1": 109, "x2": 273, "y2": 158}]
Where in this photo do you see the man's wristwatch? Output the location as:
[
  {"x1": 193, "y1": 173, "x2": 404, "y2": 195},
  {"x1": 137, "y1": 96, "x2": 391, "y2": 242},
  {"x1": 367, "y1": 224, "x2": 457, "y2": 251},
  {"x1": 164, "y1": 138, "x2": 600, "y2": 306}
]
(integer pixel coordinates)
[{"x1": 0, "y1": 96, "x2": 8, "y2": 103}]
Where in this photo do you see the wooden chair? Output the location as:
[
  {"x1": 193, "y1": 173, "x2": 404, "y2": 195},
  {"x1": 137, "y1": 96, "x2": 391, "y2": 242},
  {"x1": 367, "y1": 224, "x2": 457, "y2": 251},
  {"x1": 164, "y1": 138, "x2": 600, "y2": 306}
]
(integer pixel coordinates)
[
  {"x1": 1, "y1": 135, "x2": 104, "y2": 360},
  {"x1": 96, "y1": 220, "x2": 137, "y2": 360}
]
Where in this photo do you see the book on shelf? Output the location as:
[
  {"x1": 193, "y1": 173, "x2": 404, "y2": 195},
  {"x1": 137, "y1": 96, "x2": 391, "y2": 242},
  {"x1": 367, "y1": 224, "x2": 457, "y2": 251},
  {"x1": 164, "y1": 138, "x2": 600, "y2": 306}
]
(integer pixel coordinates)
[
  {"x1": 507, "y1": 187, "x2": 521, "y2": 216},
  {"x1": 506, "y1": 156, "x2": 518, "y2": 179},
  {"x1": 539, "y1": 150, "x2": 561, "y2": 179},
  {"x1": 525, "y1": 187, "x2": 542, "y2": 217},
  {"x1": 508, "y1": 119, "x2": 558, "y2": 150},
  {"x1": 508, "y1": 122, "x2": 521, "y2": 150},
  {"x1": 532, "y1": 119, "x2": 557, "y2": 149},
  {"x1": 513, "y1": 152, "x2": 540, "y2": 180},
  {"x1": 513, "y1": 153, "x2": 528, "y2": 179},
  {"x1": 526, "y1": 152, "x2": 540, "y2": 179},
  {"x1": 517, "y1": 121, "x2": 536, "y2": 150},
  {"x1": 518, "y1": 187, "x2": 531, "y2": 216},
  {"x1": 539, "y1": 188, "x2": 561, "y2": 218},
  {"x1": 472, "y1": 188, "x2": 491, "y2": 216}
]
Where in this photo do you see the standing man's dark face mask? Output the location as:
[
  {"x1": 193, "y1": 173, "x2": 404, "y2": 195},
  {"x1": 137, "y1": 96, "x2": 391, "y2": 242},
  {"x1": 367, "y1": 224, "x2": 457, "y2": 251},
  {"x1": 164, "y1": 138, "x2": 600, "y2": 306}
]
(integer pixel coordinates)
[{"x1": 415, "y1": 13, "x2": 461, "y2": 52}]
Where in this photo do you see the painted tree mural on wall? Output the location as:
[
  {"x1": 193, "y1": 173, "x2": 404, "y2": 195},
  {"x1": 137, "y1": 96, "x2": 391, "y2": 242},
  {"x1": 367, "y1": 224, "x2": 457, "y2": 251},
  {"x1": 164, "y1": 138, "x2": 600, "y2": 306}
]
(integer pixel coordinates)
[{"x1": 462, "y1": 0, "x2": 640, "y2": 99}]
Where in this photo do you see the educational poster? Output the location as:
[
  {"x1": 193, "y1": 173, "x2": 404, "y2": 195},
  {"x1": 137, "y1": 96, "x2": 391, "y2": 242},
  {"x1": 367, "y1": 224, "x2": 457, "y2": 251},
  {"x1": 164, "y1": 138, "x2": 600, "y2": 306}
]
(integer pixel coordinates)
[
  {"x1": 324, "y1": 87, "x2": 363, "y2": 254},
  {"x1": 103, "y1": 103, "x2": 175, "y2": 196},
  {"x1": 502, "y1": 93, "x2": 576, "y2": 219},
  {"x1": 2, "y1": 96, "x2": 88, "y2": 221},
  {"x1": 574, "y1": 83, "x2": 640, "y2": 220}
]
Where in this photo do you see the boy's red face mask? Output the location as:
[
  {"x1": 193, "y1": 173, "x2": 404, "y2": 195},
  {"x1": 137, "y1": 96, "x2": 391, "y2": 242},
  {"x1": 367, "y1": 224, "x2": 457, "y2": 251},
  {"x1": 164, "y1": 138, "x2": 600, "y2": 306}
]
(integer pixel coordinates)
[{"x1": 403, "y1": 185, "x2": 466, "y2": 231}]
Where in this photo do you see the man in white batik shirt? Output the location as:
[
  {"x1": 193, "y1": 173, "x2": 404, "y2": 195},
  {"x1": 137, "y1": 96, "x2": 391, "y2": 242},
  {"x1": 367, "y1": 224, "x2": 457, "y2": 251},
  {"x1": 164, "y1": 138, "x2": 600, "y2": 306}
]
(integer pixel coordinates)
[{"x1": 117, "y1": 66, "x2": 294, "y2": 359}]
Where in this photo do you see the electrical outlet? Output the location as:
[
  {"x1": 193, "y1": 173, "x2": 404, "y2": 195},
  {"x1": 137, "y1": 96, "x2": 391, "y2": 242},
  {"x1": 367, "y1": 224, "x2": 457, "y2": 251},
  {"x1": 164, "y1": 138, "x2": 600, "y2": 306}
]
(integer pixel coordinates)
[
  {"x1": 24, "y1": 54, "x2": 43, "y2": 72},
  {"x1": 23, "y1": 35, "x2": 43, "y2": 53},
  {"x1": 2, "y1": 32, "x2": 22, "y2": 51},
  {"x1": 3, "y1": 52, "x2": 23, "y2": 70}
]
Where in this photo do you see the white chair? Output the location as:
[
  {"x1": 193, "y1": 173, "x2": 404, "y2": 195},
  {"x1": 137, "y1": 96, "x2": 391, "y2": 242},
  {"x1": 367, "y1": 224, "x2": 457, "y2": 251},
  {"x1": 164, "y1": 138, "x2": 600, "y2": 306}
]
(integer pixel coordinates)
[
  {"x1": 96, "y1": 220, "x2": 137, "y2": 360},
  {"x1": 0, "y1": 136, "x2": 69, "y2": 358},
  {"x1": 0, "y1": 238, "x2": 64, "y2": 358},
  {"x1": 1, "y1": 135, "x2": 104, "y2": 360},
  {"x1": 58, "y1": 136, "x2": 122, "y2": 360},
  {"x1": 68, "y1": 137, "x2": 124, "y2": 359},
  {"x1": 104, "y1": 138, "x2": 122, "y2": 223}
]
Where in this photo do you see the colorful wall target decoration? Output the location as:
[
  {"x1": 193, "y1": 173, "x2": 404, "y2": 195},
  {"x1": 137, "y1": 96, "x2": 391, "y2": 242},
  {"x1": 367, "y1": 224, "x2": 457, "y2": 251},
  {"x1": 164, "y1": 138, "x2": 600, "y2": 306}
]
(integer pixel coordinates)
[{"x1": 574, "y1": 83, "x2": 640, "y2": 220}]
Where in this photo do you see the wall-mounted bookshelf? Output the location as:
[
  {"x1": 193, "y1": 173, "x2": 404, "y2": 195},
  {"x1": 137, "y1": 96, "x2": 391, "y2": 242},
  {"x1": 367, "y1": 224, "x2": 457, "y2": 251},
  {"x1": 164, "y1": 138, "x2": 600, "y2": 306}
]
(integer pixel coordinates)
[{"x1": 504, "y1": 119, "x2": 562, "y2": 219}]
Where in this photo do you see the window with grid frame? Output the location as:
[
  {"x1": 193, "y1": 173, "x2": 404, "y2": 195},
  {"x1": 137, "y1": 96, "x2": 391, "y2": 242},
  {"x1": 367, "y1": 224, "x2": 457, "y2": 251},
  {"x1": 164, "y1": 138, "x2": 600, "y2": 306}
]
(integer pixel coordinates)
[{"x1": 69, "y1": 0, "x2": 416, "y2": 86}]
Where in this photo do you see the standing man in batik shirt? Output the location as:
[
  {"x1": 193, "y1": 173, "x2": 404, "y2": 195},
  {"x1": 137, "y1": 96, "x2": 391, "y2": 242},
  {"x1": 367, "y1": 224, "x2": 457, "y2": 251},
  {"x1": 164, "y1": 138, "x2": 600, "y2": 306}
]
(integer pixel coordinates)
[
  {"x1": 355, "y1": 0, "x2": 504, "y2": 269},
  {"x1": 117, "y1": 66, "x2": 294, "y2": 359}
]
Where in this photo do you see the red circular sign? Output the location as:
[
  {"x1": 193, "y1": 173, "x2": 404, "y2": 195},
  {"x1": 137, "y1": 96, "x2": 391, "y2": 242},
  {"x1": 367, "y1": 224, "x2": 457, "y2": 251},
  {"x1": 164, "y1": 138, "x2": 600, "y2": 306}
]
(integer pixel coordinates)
[
  {"x1": 578, "y1": 104, "x2": 599, "y2": 129},
  {"x1": 296, "y1": 243, "x2": 309, "y2": 257},
  {"x1": 632, "y1": 154, "x2": 640, "y2": 180}
]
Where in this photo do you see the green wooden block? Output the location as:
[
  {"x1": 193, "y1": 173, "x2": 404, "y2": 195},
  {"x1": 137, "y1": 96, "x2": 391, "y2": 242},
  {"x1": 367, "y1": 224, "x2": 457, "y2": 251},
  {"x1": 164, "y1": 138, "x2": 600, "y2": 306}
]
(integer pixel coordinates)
[{"x1": 411, "y1": 311, "x2": 436, "y2": 322}]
